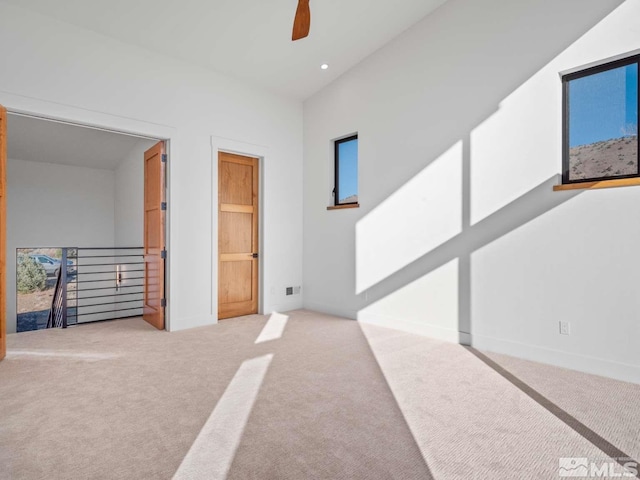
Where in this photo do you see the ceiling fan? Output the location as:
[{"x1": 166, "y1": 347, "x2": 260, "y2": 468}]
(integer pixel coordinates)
[{"x1": 292, "y1": 0, "x2": 311, "y2": 41}]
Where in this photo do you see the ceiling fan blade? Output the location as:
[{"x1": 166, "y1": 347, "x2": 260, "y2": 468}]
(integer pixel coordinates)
[{"x1": 292, "y1": 0, "x2": 310, "y2": 41}]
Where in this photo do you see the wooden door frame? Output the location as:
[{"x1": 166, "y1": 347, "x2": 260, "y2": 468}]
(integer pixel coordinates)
[
  {"x1": 211, "y1": 136, "x2": 267, "y2": 321},
  {"x1": 0, "y1": 103, "x2": 173, "y2": 334}
]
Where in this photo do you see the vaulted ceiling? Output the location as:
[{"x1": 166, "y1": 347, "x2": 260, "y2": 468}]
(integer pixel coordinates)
[{"x1": 1, "y1": 0, "x2": 448, "y2": 99}]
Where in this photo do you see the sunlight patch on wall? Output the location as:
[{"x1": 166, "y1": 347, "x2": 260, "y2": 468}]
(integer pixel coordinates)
[
  {"x1": 358, "y1": 259, "x2": 459, "y2": 343},
  {"x1": 462, "y1": 20, "x2": 630, "y2": 227},
  {"x1": 356, "y1": 142, "x2": 462, "y2": 293},
  {"x1": 470, "y1": 77, "x2": 558, "y2": 225}
]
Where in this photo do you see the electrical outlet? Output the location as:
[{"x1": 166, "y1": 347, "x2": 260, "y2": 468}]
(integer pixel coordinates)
[
  {"x1": 286, "y1": 287, "x2": 293, "y2": 296},
  {"x1": 293, "y1": 286, "x2": 301, "y2": 295},
  {"x1": 559, "y1": 321, "x2": 570, "y2": 335}
]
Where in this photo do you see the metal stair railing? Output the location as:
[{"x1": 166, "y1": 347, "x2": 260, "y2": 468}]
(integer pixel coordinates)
[
  {"x1": 46, "y1": 256, "x2": 66, "y2": 328},
  {"x1": 47, "y1": 247, "x2": 144, "y2": 328}
]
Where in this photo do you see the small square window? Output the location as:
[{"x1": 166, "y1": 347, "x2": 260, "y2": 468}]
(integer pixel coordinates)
[
  {"x1": 334, "y1": 135, "x2": 358, "y2": 205},
  {"x1": 562, "y1": 55, "x2": 639, "y2": 184}
]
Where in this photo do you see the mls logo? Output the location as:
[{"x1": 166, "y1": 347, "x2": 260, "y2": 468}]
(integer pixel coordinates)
[{"x1": 559, "y1": 458, "x2": 589, "y2": 477}]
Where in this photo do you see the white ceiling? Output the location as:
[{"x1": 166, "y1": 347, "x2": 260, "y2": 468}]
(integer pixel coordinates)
[
  {"x1": 1, "y1": 0, "x2": 448, "y2": 100},
  {"x1": 7, "y1": 114, "x2": 156, "y2": 170}
]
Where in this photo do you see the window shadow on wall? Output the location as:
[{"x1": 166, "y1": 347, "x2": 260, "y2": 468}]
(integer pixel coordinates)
[{"x1": 350, "y1": 0, "x2": 627, "y2": 345}]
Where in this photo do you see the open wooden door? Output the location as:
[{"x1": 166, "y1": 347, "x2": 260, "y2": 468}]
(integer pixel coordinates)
[
  {"x1": 218, "y1": 152, "x2": 259, "y2": 319},
  {"x1": 0, "y1": 106, "x2": 6, "y2": 360},
  {"x1": 143, "y1": 142, "x2": 166, "y2": 330}
]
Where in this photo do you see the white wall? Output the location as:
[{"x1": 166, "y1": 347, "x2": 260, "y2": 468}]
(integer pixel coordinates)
[
  {"x1": 303, "y1": 0, "x2": 640, "y2": 383},
  {"x1": 6, "y1": 158, "x2": 115, "y2": 333},
  {"x1": 0, "y1": 3, "x2": 304, "y2": 331},
  {"x1": 114, "y1": 140, "x2": 156, "y2": 247}
]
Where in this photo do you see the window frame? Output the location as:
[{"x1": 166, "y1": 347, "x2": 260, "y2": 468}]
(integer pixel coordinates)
[
  {"x1": 333, "y1": 134, "x2": 359, "y2": 206},
  {"x1": 562, "y1": 54, "x2": 640, "y2": 185}
]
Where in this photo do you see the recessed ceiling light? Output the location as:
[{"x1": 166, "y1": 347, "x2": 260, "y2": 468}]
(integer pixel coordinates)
[{"x1": 321, "y1": 64, "x2": 329, "y2": 70}]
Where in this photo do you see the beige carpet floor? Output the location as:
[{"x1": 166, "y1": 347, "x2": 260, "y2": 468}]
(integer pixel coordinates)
[{"x1": 0, "y1": 310, "x2": 638, "y2": 479}]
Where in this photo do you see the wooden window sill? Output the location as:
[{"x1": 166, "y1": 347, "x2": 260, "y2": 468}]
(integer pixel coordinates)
[
  {"x1": 553, "y1": 177, "x2": 640, "y2": 191},
  {"x1": 327, "y1": 203, "x2": 360, "y2": 211}
]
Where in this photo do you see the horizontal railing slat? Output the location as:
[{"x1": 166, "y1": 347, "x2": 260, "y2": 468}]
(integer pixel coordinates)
[{"x1": 46, "y1": 247, "x2": 145, "y2": 329}]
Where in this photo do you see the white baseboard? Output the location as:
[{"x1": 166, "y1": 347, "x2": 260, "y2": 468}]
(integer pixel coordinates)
[
  {"x1": 265, "y1": 299, "x2": 304, "y2": 314},
  {"x1": 303, "y1": 301, "x2": 358, "y2": 320},
  {"x1": 288, "y1": 302, "x2": 640, "y2": 385},
  {"x1": 458, "y1": 331, "x2": 472, "y2": 345},
  {"x1": 470, "y1": 333, "x2": 640, "y2": 385},
  {"x1": 168, "y1": 301, "x2": 304, "y2": 332},
  {"x1": 168, "y1": 314, "x2": 217, "y2": 332},
  {"x1": 357, "y1": 311, "x2": 462, "y2": 344}
]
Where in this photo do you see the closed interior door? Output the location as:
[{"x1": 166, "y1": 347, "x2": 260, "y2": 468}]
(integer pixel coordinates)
[
  {"x1": 143, "y1": 141, "x2": 165, "y2": 330},
  {"x1": 218, "y1": 152, "x2": 259, "y2": 319},
  {"x1": 0, "y1": 105, "x2": 6, "y2": 360}
]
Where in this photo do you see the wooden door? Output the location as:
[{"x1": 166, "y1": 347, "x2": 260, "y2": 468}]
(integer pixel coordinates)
[
  {"x1": 0, "y1": 106, "x2": 6, "y2": 360},
  {"x1": 218, "y1": 152, "x2": 259, "y2": 319},
  {"x1": 143, "y1": 142, "x2": 166, "y2": 330}
]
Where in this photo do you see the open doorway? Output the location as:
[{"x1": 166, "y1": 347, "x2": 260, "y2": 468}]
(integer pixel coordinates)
[{"x1": 5, "y1": 113, "x2": 166, "y2": 335}]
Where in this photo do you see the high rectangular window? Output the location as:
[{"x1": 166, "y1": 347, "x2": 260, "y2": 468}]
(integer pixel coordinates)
[
  {"x1": 563, "y1": 55, "x2": 639, "y2": 184},
  {"x1": 334, "y1": 135, "x2": 358, "y2": 205}
]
